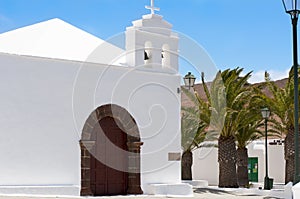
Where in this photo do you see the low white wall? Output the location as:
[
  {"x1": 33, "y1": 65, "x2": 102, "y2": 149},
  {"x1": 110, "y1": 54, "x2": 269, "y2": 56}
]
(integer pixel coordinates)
[
  {"x1": 248, "y1": 141, "x2": 285, "y2": 184},
  {"x1": 192, "y1": 147, "x2": 219, "y2": 186},
  {"x1": 192, "y1": 140, "x2": 285, "y2": 185},
  {"x1": 269, "y1": 144, "x2": 285, "y2": 183}
]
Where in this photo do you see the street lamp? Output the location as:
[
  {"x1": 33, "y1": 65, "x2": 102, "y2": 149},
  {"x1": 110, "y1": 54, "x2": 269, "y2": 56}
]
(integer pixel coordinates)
[
  {"x1": 183, "y1": 72, "x2": 196, "y2": 89},
  {"x1": 282, "y1": 0, "x2": 300, "y2": 184},
  {"x1": 261, "y1": 107, "x2": 271, "y2": 190}
]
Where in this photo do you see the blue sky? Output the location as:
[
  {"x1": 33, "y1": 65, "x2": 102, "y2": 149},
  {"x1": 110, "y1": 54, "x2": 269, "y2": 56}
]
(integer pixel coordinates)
[{"x1": 0, "y1": 0, "x2": 295, "y2": 82}]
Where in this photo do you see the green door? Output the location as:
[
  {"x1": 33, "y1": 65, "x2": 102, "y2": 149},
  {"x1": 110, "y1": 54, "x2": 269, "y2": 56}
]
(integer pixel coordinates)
[{"x1": 248, "y1": 157, "x2": 258, "y2": 182}]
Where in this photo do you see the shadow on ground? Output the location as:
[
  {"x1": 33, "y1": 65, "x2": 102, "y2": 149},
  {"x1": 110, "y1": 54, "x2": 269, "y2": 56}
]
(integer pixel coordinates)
[
  {"x1": 194, "y1": 188, "x2": 231, "y2": 195},
  {"x1": 194, "y1": 188, "x2": 281, "y2": 199},
  {"x1": 263, "y1": 197, "x2": 281, "y2": 199}
]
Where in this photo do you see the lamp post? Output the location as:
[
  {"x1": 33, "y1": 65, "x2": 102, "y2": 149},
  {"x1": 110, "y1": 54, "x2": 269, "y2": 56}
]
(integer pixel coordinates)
[
  {"x1": 282, "y1": 0, "x2": 300, "y2": 184},
  {"x1": 183, "y1": 72, "x2": 196, "y2": 90},
  {"x1": 261, "y1": 107, "x2": 271, "y2": 190}
]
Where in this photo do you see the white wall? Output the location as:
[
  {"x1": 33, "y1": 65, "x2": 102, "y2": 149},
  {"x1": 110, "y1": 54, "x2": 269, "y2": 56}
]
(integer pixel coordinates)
[
  {"x1": 192, "y1": 140, "x2": 285, "y2": 185},
  {"x1": 267, "y1": 144, "x2": 285, "y2": 183},
  {"x1": 0, "y1": 54, "x2": 80, "y2": 187},
  {"x1": 247, "y1": 141, "x2": 265, "y2": 183},
  {"x1": 248, "y1": 141, "x2": 285, "y2": 184},
  {"x1": 0, "y1": 52, "x2": 181, "y2": 195},
  {"x1": 192, "y1": 147, "x2": 219, "y2": 186}
]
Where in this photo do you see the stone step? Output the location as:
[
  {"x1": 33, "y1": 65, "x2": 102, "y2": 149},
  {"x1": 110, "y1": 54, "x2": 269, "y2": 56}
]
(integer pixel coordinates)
[
  {"x1": 251, "y1": 182, "x2": 285, "y2": 190},
  {"x1": 147, "y1": 183, "x2": 193, "y2": 197},
  {"x1": 0, "y1": 185, "x2": 79, "y2": 196},
  {"x1": 182, "y1": 180, "x2": 208, "y2": 188}
]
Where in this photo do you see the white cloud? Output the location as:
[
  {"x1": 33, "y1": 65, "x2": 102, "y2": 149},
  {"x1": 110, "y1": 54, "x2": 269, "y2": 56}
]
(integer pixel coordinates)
[{"x1": 247, "y1": 69, "x2": 290, "y2": 84}]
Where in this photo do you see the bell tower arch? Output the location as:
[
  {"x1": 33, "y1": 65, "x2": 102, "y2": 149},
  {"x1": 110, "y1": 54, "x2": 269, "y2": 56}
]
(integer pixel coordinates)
[{"x1": 125, "y1": 1, "x2": 179, "y2": 72}]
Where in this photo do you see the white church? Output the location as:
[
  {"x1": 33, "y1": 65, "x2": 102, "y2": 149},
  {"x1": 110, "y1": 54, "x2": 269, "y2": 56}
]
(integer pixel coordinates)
[{"x1": 0, "y1": 1, "x2": 193, "y2": 197}]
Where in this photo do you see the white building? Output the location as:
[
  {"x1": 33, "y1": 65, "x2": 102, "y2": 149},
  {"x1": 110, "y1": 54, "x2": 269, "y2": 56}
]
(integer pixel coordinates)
[
  {"x1": 192, "y1": 140, "x2": 285, "y2": 186},
  {"x1": 0, "y1": 2, "x2": 192, "y2": 196}
]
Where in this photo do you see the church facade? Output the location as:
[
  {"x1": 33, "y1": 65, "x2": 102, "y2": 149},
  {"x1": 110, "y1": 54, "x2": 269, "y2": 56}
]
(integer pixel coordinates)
[{"x1": 0, "y1": 2, "x2": 192, "y2": 197}]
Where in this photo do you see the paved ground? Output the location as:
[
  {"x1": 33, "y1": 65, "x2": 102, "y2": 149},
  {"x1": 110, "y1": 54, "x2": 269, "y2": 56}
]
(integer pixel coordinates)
[{"x1": 0, "y1": 188, "x2": 283, "y2": 199}]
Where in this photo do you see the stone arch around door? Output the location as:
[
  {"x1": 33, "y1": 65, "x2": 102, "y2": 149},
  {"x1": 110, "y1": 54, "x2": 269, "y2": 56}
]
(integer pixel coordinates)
[{"x1": 80, "y1": 104, "x2": 143, "y2": 196}]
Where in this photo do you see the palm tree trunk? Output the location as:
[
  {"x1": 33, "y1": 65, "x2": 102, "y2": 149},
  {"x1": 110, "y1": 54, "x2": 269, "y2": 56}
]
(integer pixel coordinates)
[
  {"x1": 237, "y1": 147, "x2": 249, "y2": 187},
  {"x1": 218, "y1": 135, "x2": 239, "y2": 188},
  {"x1": 181, "y1": 150, "x2": 193, "y2": 180},
  {"x1": 285, "y1": 126, "x2": 295, "y2": 183}
]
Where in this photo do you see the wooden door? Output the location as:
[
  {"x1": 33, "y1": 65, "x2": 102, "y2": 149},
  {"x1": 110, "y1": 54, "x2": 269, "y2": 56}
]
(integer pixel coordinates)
[{"x1": 90, "y1": 117, "x2": 128, "y2": 196}]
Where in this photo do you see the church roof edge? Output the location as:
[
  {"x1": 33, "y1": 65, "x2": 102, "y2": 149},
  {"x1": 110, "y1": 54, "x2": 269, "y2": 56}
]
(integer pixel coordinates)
[{"x1": 130, "y1": 14, "x2": 173, "y2": 30}]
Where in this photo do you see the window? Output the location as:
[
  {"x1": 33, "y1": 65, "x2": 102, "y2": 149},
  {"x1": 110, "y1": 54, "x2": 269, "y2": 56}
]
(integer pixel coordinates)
[{"x1": 162, "y1": 44, "x2": 170, "y2": 67}]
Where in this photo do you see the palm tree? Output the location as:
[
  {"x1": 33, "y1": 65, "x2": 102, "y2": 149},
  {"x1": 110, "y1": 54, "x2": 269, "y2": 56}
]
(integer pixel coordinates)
[
  {"x1": 181, "y1": 110, "x2": 206, "y2": 180},
  {"x1": 233, "y1": 82, "x2": 270, "y2": 187},
  {"x1": 201, "y1": 68, "x2": 253, "y2": 188},
  {"x1": 235, "y1": 106, "x2": 263, "y2": 187},
  {"x1": 181, "y1": 87, "x2": 216, "y2": 180},
  {"x1": 262, "y1": 70, "x2": 298, "y2": 183}
]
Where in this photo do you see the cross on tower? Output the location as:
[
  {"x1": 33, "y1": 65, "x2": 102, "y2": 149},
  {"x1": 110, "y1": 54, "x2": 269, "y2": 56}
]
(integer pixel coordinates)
[{"x1": 145, "y1": 0, "x2": 160, "y2": 15}]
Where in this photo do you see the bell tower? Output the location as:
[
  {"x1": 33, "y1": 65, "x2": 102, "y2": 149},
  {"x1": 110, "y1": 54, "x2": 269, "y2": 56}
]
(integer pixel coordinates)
[{"x1": 125, "y1": 0, "x2": 179, "y2": 72}]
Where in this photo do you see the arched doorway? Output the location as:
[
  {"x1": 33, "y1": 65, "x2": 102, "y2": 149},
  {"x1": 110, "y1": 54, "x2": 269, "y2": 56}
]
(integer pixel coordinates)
[
  {"x1": 80, "y1": 104, "x2": 143, "y2": 196},
  {"x1": 90, "y1": 117, "x2": 128, "y2": 195}
]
